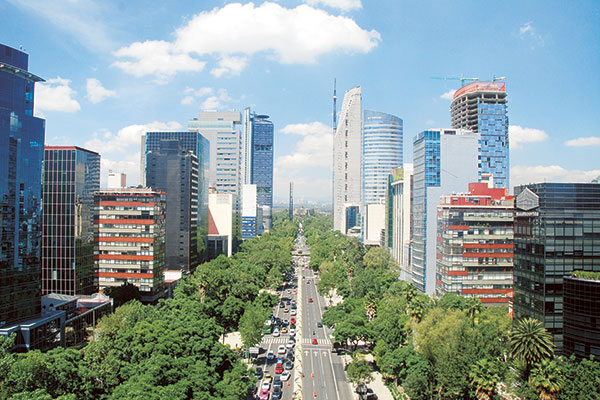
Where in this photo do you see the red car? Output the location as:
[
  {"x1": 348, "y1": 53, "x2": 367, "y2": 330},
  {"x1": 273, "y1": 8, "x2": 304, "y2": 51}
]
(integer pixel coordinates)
[
  {"x1": 275, "y1": 362, "x2": 283, "y2": 374},
  {"x1": 290, "y1": 317, "x2": 296, "y2": 324},
  {"x1": 312, "y1": 338, "x2": 319, "y2": 345},
  {"x1": 308, "y1": 298, "x2": 313, "y2": 303}
]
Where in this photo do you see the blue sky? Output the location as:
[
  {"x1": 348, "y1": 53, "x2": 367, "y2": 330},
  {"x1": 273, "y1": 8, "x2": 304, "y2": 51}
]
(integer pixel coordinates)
[{"x1": 2, "y1": 0, "x2": 599, "y2": 203}]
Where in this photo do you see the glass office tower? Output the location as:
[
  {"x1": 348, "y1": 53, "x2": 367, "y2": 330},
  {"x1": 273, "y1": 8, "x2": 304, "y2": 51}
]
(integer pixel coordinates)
[
  {"x1": 513, "y1": 183, "x2": 600, "y2": 354},
  {"x1": 42, "y1": 146, "x2": 100, "y2": 295},
  {"x1": 451, "y1": 81, "x2": 509, "y2": 188},
  {"x1": 242, "y1": 108, "x2": 273, "y2": 232},
  {"x1": 411, "y1": 129, "x2": 479, "y2": 294},
  {"x1": 0, "y1": 44, "x2": 46, "y2": 324}
]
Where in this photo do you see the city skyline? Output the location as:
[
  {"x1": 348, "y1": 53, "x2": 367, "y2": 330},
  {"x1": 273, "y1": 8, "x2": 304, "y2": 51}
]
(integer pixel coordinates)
[{"x1": 2, "y1": 0, "x2": 599, "y2": 202}]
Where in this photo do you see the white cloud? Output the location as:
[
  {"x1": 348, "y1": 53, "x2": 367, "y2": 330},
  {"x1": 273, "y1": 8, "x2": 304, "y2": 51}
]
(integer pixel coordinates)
[
  {"x1": 101, "y1": 152, "x2": 141, "y2": 188},
  {"x1": 276, "y1": 121, "x2": 332, "y2": 171},
  {"x1": 518, "y1": 21, "x2": 546, "y2": 47},
  {"x1": 35, "y1": 77, "x2": 81, "y2": 114},
  {"x1": 303, "y1": 0, "x2": 362, "y2": 11},
  {"x1": 113, "y1": 2, "x2": 380, "y2": 79},
  {"x1": 86, "y1": 78, "x2": 117, "y2": 103},
  {"x1": 84, "y1": 121, "x2": 182, "y2": 155},
  {"x1": 182, "y1": 87, "x2": 231, "y2": 110},
  {"x1": 275, "y1": 121, "x2": 332, "y2": 201},
  {"x1": 181, "y1": 96, "x2": 195, "y2": 105},
  {"x1": 511, "y1": 165, "x2": 600, "y2": 188},
  {"x1": 509, "y1": 125, "x2": 549, "y2": 150},
  {"x1": 112, "y1": 40, "x2": 206, "y2": 82},
  {"x1": 211, "y1": 56, "x2": 248, "y2": 77},
  {"x1": 440, "y1": 89, "x2": 456, "y2": 100},
  {"x1": 565, "y1": 136, "x2": 600, "y2": 147}
]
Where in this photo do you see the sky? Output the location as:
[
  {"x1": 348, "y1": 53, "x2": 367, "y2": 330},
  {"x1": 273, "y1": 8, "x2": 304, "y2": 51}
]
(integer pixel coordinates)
[{"x1": 2, "y1": 0, "x2": 599, "y2": 204}]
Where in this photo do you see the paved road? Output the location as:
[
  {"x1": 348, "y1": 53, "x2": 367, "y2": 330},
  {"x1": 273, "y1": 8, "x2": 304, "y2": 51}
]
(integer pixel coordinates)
[{"x1": 298, "y1": 235, "x2": 353, "y2": 400}]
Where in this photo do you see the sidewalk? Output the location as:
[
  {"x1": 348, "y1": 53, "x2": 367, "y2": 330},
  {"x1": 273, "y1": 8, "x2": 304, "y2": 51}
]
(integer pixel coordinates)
[{"x1": 340, "y1": 353, "x2": 395, "y2": 400}]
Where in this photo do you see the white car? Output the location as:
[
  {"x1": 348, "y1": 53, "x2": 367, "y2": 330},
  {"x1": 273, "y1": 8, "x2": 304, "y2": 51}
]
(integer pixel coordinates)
[
  {"x1": 278, "y1": 345, "x2": 286, "y2": 354},
  {"x1": 261, "y1": 381, "x2": 270, "y2": 390},
  {"x1": 289, "y1": 328, "x2": 295, "y2": 336},
  {"x1": 281, "y1": 371, "x2": 291, "y2": 381},
  {"x1": 272, "y1": 329, "x2": 280, "y2": 337},
  {"x1": 286, "y1": 340, "x2": 295, "y2": 349},
  {"x1": 290, "y1": 309, "x2": 296, "y2": 316}
]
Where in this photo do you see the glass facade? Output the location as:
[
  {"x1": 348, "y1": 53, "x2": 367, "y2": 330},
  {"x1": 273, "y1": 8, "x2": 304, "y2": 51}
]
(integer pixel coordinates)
[
  {"x1": 0, "y1": 44, "x2": 45, "y2": 324},
  {"x1": 145, "y1": 140, "x2": 199, "y2": 272},
  {"x1": 411, "y1": 130, "x2": 440, "y2": 293},
  {"x1": 563, "y1": 276, "x2": 600, "y2": 360},
  {"x1": 362, "y1": 110, "x2": 403, "y2": 206},
  {"x1": 513, "y1": 183, "x2": 600, "y2": 354},
  {"x1": 42, "y1": 147, "x2": 100, "y2": 296}
]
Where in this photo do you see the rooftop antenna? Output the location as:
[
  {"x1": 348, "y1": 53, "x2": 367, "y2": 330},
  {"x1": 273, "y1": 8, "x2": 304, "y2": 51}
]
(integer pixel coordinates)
[{"x1": 333, "y1": 78, "x2": 337, "y2": 134}]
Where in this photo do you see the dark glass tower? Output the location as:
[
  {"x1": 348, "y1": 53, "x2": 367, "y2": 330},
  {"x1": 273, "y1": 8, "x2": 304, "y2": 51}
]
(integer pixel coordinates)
[
  {"x1": 145, "y1": 139, "x2": 199, "y2": 272},
  {"x1": 243, "y1": 109, "x2": 273, "y2": 232},
  {"x1": 0, "y1": 44, "x2": 45, "y2": 325},
  {"x1": 42, "y1": 146, "x2": 100, "y2": 295},
  {"x1": 513, "y1": 183, "x2": 600, "y2": 353}
]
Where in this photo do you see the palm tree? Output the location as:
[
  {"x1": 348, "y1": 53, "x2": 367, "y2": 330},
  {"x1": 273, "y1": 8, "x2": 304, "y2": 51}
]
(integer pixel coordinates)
[
  {"x1": 530, "y1": 359, "x2": 564, "y2": 400},
  {"x1": 466, "y1": 297, "x2": 483, "y2": 327},
  {"x1": 510, "y1": 318, "x2": 554, "y2": 380},
  {"x1": 469, "y1": 359, "x2": 501, "y2": 400}
]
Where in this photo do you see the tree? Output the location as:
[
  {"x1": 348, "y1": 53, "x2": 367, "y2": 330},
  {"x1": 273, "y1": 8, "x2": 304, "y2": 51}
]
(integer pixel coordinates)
[
  {"x1": 557, "y1": 355, "x2": 600, "y2": 400},
  {"x1": 530, "y1": 359, "x2": 564, "y2": 400},
  {"x1": 104, "y1": 282, "x2": 141, "y2": 307},
  {"x1": 466, "y1": 297, "x2": 483, "y2": 327},
  {"x1": 510, "y1": 318, "x2": 554, "y2": 380},
  {"x1": 408, "y1": 293, "x2": 432, "y2": 323},
  {"x1": 363, "y1": 246, "x2": 394, "y2": 270},
  {"x1": 239, "y1": 304, "x2": 268, "y2": 349},
  {"x1": 469, "y1": 359, "x2": 501, "y2": 400},
  {"x1": 346, "y1": 357, "x2": 373, "y2": 386}
]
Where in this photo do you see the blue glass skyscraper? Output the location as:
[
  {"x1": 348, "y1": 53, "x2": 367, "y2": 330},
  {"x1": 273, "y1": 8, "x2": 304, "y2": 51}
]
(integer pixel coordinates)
[
  {"x1": 0, "y1": 44, "x2": 46, "y2": 324},
  {"x1": 242, "y1": 108, "x2": 273, "y2": 232},
  {"x1": 451, "y1": 81, "x2": 509, "y2": 188}
]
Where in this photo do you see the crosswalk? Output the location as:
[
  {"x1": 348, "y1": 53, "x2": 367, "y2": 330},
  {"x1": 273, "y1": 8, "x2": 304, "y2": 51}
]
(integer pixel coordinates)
[{"x1": 261, "y1": 337, "x2": 332, "y2": 345}]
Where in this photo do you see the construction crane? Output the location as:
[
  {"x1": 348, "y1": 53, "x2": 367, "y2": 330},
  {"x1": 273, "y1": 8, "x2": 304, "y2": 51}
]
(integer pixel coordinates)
[
  {"x1": 492, "y1": 75, "x2": 506, "y2": 82},
  {"x1": 431, "y1": 75, "x2": 479, "y2": 87}
]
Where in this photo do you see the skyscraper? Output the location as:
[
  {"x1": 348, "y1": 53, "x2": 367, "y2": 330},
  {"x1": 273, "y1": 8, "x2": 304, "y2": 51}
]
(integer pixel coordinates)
[
  {"x1": 362, "y1": 110, "x2": 403, "y2": 244},
  {"x1": 242, "y1": 108, "x2": 273, "y2": 232},
  {"x1": 385, "y1": 164, "x2": 413, "y2": 280},
  {"x1": 241, "y1": 184, "x2": 260, "y2": 240},
  {"x1": 95, "y1": 188, "x2": 166, "y2": 303},
  {"x1": 42, "y1": 146, "x2": 100, "y2": 296},
  {"x1": 107, "y1": 170, "x2": 126, "y2": 188},
  {"x1": 436, "y1": 177, "x2": 514, "y2": 304},
  {"x1": 142, "y1": 131, "x2": 208, "y2": 224},
  {"x1": 145, "y1": 139, "x2": 199, "y2": 272},
  {"x1": 513, "y1": 182, "x2": 600, "y2": 353},
  {"x1": 207, "y1": 190, "x2": 233, "y2": 258},
  {"x1": 411, "y1": 129, "x2": 479, "y2": 294},
  {"x1": 188, "y1": 111, "x2": 242, "y2": 196},
  {"x1": 333, "y1": 86, "x2": 362, "y2": 233},
  {"x1": 0, "y1": 44, "x2": 46, "y2": 324},
  {"x1": 450, "y1": 81, "x2": 509, "y2": 188}
]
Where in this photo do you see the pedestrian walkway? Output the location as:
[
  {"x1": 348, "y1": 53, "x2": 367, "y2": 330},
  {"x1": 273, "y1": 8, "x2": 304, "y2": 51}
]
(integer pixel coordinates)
[
  {"x1": 261, "y1": 337, "x2": 291, "y2": 344},
  {"x1": 368, "y1": 370, "x2": 395, "y2": 400},
  {"x1": 301, "y1": 337, "x2": 330, "y2": 345}
]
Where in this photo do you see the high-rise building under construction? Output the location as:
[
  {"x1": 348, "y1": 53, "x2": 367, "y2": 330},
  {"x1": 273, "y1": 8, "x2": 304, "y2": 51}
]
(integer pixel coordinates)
[{"x1": 450, "y1": 81, "x2": 509, "y2": 188}]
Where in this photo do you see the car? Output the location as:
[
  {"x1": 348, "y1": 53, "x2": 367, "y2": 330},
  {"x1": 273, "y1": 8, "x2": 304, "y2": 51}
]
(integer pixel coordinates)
[
  {"x1": 254, "y1": 367, "x2": 264, "y2": 380},
  {"x1": 291, "y1": 304, "x2": 296, "y2": 309},
  {"x1": 287, "y1": 351, "x2": 294, "y2": 361},
  {"x1": 261, "y1": 381, "x2": 270, "y2": 390},
  {"x1": 284, "y1": 308, "x2": 289, "y2": 313},
  {"x1": 293, "y1": 290, "x2": 297, "y2": 294},
  {"x1": 317, "y1": 322, "x2": 323, "y2": 328},
  {"x1": 286, "y1": 340, "x2": 295, "y2": 349},
  {"x1": 286, "y1": 299, "x2": 291, "y2": 304},
  {"x1": 273, "y1": 376, "x2": 282, "y2": 388},
  {"x1": 281, "y1": 370, "x2": 291, "y2": 381},
  {"x1": 259, "y1": 388, "x2": 270, "y2": 400},
  {"x1": 278, "y1": 345, "x2": 286, "y2": 354},
  {"x1": 279, "y1": 302, "x2": 285, "y2": 308},
  {"x1": 275, "y1": 362, "x2": 283, "y2": 374},
  {"x1": 366, "y1": 394, "x2": 378, "y2": 400},
  {"x1": 264, "y1": 373, "x2": 272, "y2": 383},
  {"x1": 308, "y1": 298, "x2": 313, "y2": 303},
  {"x1": 290, "y1": 317, "x2": 296, "y2": 324},
  {"x1": 281, "y1": 327, "x2": 288, "y2": 334},
  {"x1": 289, "y1": 329, "x2": 295, "y2": 337},
  {"x1": 307, "y1": 280, "x2": 310, "y2": 284},
  {"x1": 267, "y1": 351, "x2": 275, "y2": 360},
  {"x1": 290, "y1": 310, "x2": 296, "y2": 316},
  {"x1": 272, "y1": 386, "x2": 282, "y2": 400},
  {"x1": 312, "y1": 338, "x2": 319, "y2": 345},
  {"x1": 285, "y1": 360, "x2": 293, "y2": 370},
  {"x1": 272, "y1": 329, "x2": 280, "y2": 337}
]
